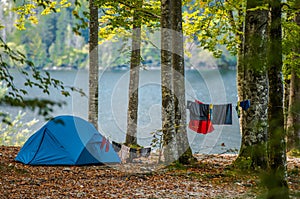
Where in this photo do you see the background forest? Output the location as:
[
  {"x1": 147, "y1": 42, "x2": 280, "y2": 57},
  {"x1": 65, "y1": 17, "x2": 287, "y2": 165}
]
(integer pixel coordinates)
[{"x1": 0, "y1": 0, "x2": 236, "y2": 70}]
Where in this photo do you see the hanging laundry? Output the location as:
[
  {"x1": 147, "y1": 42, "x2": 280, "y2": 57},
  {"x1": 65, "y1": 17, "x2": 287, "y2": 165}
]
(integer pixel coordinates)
[
  {"x1": 140, "y1": 147, "x2": 151, "y2": 157},
  {"x1": 187, "y1": 100, "x2": 214, "y2": 134},
  {"x1": 112, "y1": 141, "x2": 122, "y2": 152},
  {"x1": 211, "y1": 104, "x2": 232, "y2": 125},
  {"x1": 236, "y1": 99, "x2": 251, "y2": 118},
  {"x1": 239, "y1": 99, "x2": 251, "y2": 111},
  {"x1": 187, "y1": 100, "x2": 233, "y2": 129},
  {"x1": 187, "y1": 100, "x2": 209, "y2": 121},
  {"x1": 118, "y1": 145, "x2": 130, "y2": 163},
  {"x1": 128, "y1": 147, "x2": 152, "y2": 161},
  {"x1": 112, "y1": 141, "x2": 152, "y2": 162},
  {"x1": 129, "y1": 148, "x2": 139, "y2": 160},
  {"x1": 188, "y1": 120, "x2": 214, "y2": 134}
]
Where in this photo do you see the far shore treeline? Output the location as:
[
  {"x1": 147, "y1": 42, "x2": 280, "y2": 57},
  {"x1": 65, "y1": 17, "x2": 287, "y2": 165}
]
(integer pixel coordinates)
[{"x1": 0, "y1": 1, "x2": 236, "y2": 70}]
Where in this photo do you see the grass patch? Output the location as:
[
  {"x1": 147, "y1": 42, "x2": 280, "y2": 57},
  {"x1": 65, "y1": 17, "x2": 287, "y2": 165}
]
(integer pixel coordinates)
[{"x1": 166, "y1": 161, "x2": 187, "y2": 171}]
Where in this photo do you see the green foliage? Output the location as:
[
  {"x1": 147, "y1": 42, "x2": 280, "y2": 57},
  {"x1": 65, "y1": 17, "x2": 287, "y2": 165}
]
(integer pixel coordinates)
[
  {"x1": 0, "y1": 111, "x2": 38, "y2": 146},
  {"x1": 97, "y1": 0, "x2": 160, "y2": 42},
  {"x1": 287, "y1": 149, "x2": 300, "y2": 157},
  {"x1": 282, "y1": 1, "x2": 300, "y2": 79},
  {"x1": 0, "y1": 30, "x2": 83, "y2": 123},
  {"x1": 12, "y1": 0, "x2": 72, "y2": 30},
  {"x1": 1, "y1": 0, "x2": 237, "y2": 70},
  {"x1": 0, "y1": 6, "x2": 88, "y2": 124},
  {"x1": 0, "y1": 37, "x2": 70, "y2": 96},
  {"x1": 183, "y1": 0, "x2": 245, "y2": 57},
  {"x1": 95, "y1": 0, "x2": 161, "y2": 68},
  {"x1": 2, "y1": 1, "x2": 89, "y2": 69}
]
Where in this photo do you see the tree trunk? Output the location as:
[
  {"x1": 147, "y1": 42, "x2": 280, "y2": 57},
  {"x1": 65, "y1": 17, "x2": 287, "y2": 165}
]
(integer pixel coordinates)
[
  {"x1": 236, "y1": 26, "x2": 245, "y2": 138},
  {"x1": 286, "y1": 12, "x2": 300, "y2": 151},
  {"x1": 227, "y1": 3, "x2": 245, "y2": 139},
  {"x1": 171, "y1": 0, "x2": 194, "y2": 164},
  {"x1": 235, "y1": 0, "x2": 269, "y2": 170},
  {"x1": 125, "y1": 1, "x2": 142, "y2": 145},
  {"x1": 267, "y1": 0, "x2": 289, "y2": 198},
  {"x1": 283, "y1": 78, "x2": 290, "y2": 132},
  {"x1": 286, "y1": 69, "x2": 300, "y2": 150},
  {"x1": 161, "y1": 0, "x2": 176, "y2": 163},
  {"x1": 88, "y1": 0, "x2": 99, "y2": 129}
]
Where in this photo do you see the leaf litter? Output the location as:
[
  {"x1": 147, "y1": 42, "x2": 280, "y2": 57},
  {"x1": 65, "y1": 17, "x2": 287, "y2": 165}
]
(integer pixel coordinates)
[{"x1": 0, "y1": 146, "x2": 299, "y2": 198}]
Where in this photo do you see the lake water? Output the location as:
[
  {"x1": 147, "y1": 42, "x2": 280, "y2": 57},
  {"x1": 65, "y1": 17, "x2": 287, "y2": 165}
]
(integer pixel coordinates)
[{"x1": 2, "y1": 69, "x2": 241, "y2": 154}]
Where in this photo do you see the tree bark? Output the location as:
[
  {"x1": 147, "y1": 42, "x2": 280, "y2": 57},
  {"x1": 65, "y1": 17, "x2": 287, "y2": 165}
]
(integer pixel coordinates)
[
  {"x1": 161, "y1": 0, "x2": 176, "y2": 163},
  {"x1": 88, "y1": 0, "x2": 99, "y2": 129},
  {"x1": 171, "y1": 0, "x2": 194, "y2": 164},
  {"x1": 236, "y1": 13, "x2": 245, "y2": 138},
  {"x1": 286, "y1": 69, "x2": 300, "y2": 150},
  {"x1": 235, "y1": 0, "x2": 269, "y2": 170},
  {"x1": 286, "y1": 12, "x2": 300, "y2": 151},
  {"x1": 267, "y1": 0, "x2": 289, "y2": 198},
  {"x1": 125, "y1": 0, "x2": 142, "y2": 146},
  {"x1": 283, "y1": 78, "x2": 290, "y2": 133}
]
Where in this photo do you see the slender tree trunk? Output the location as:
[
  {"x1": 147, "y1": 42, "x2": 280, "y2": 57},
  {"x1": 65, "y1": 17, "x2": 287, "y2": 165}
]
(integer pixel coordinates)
[
  {"x1": 88, "y1": 0, "x2": 99, "y2": 129},
  {"x1": 286, "y1": 12, "x2": 300, "y2": 151},
  {"x1": 171, "y1": 0, "x2": 194, "y2": 164},
  {"x1": 235, "y1": 0, "x2": 269, "y2": 170},
  {"x1": 283, "y1": 78, "x2": 290, "y2": 132},
  {"x1": 161, "y1": 0, "x2": 176, "y2": 163},
  {"x1": 287, "y1": 69, "x2": 300, "y2": 150},
  {"x1": 236, "y1": 17, "x2": 245, "y2": 138},
  {"x1": 226, "y1": 2, "x2": 245, "y2": 141},
  {"x1": 125, "y1": 1, "x2": 142, "y2": 145},
  {"x1": 267, "y1": 0, "x2": 289, "y2": 198}
]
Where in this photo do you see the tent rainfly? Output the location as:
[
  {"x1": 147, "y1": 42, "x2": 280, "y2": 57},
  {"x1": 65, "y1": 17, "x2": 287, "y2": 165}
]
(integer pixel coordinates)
[{"x1": 15, "y1": 115, "x2": 120, "y2": 165}]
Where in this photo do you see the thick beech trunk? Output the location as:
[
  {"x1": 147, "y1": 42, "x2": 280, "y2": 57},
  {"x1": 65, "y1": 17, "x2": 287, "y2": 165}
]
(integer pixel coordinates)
[
  {"x1": 235, "y1": 0, "x2": 269, "y2": 170},
  {"x1": 267, "y1": 0, "x2": 289, "y2": 198},
  {"x1": 161, "y1": 0, "x2": 176, "y2": 163},
  {"x1": 171, "y1": 0, "x2": 194, "y2": 164}
]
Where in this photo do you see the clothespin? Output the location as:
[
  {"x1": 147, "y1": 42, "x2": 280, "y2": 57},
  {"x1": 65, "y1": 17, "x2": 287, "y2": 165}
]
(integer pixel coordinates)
[{"x1": 209, "y1": 104, "x2": 213, "y2": 120}]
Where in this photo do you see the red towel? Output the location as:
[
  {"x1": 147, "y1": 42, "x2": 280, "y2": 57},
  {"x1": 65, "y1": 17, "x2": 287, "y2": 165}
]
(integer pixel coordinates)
[
  {"x1": 189, "y1": 100, "x2": 214, "y2": 134},
  {"x1": 189, "y1": 120, "x2": 214, "y2": 134}
]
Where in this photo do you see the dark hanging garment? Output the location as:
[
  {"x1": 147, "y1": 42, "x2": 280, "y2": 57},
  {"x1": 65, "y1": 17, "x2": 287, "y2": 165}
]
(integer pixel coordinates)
[
  {"x1": 140, "y1": 147, "x2": 151, "y2": 157},
  {"x1": 187, "y1": 100, "x2": 214, "y2": 134},
  {"x1": 187, "y1": 100, "x2": 209, "y2": 121},
  {"x1": 211, "y1": 104, "x2": 232, "y2": 125},
  {"x1": 112, "y1": 141, "x2": 121, "y2": 152},
  {"x1": 239, "y1": 100, "x2": 251, "y2": 111},
  {"x1": 187, "y1": 100, "x2": 232, "y2": 125}
]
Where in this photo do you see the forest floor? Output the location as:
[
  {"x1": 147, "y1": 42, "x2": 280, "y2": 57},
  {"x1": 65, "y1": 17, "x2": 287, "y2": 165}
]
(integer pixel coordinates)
[{"x1": 0, "y1": 146, "x2": 299, "y2": 199}]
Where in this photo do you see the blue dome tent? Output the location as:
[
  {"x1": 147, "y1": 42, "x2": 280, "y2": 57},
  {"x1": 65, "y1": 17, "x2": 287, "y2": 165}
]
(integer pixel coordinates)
[{"x1": 15, "y1": 115, "x2": 120, "y2": 165}]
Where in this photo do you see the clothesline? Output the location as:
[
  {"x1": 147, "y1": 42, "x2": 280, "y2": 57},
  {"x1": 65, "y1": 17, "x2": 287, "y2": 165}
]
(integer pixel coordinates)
[
  {"x1": 186, "y1": 98, "x2": 250, "y2": 134},
  {"x1": 112, "y1": 141, "x2": 151, "y2": 163}
]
